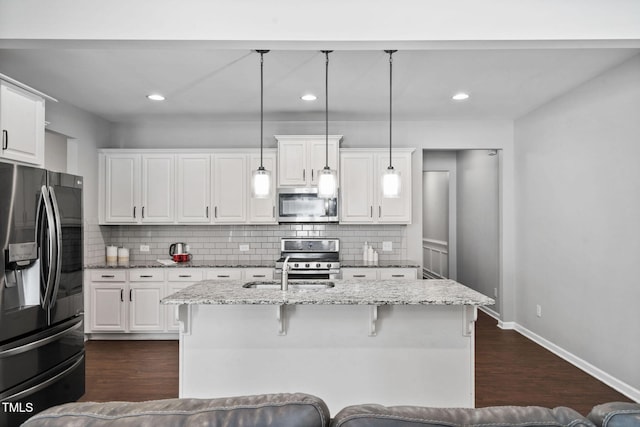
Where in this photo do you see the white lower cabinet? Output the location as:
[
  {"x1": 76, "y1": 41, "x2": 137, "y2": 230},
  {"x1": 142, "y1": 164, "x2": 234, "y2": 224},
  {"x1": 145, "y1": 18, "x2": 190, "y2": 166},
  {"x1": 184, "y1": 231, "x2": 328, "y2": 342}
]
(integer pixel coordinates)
[
  {"x1": 341, "y1": 267, "x2": 417, "y2": 280},
  {"x1": 86, "y1": 267, "x2": 276, "y2": 338}
]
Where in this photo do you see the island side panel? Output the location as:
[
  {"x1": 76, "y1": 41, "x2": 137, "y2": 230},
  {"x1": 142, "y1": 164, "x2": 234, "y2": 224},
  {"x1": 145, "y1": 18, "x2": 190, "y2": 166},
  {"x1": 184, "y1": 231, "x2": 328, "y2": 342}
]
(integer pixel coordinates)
[{"x1": 178, "y1": 303, "x2": 474, "y2": 414}]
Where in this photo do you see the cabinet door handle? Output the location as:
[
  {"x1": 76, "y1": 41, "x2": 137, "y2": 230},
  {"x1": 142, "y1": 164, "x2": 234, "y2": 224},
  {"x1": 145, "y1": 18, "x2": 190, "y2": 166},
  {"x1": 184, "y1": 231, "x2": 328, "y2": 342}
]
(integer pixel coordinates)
[
  {"x1": 303, "y1": 169, "x2": 306, "y2": 180},
  {"x1": 391, "y1": 274, "x2": 405, "y2": 278},
  {"x1": 353, "y1": 274, "x2": 366, "y2": 278},
  {"x1": 379, "y1": 206, "x2": 381, "y2": 217},
  {"x1": 120, "y1": 289, "x2": 124, "y2": 302},
  {"x1": 252, "y1": 274, "x2": 266, "y2": 278},
  {"x1": 217, "y1": 275, "x2": 229, "y2": 278},
  {"x1": 2, "y1": 130, "x2": 7, "y2": 150},
  {"x1": 140, "y1": 275, "x2": 153, "y2": 278},
  {"x1": 370, "y1": 206, "x2": 373, "y2": 218},
  {"x1": 142, "y1": 206, "x2": 145, "y2": 219},
  {"x1": 129, "y1": 289, "x2": 133, "y2": 301},
  {"x1": 273, "y1": 206, "x2": 275, "y2": 217},
  {"x1": 206, "y1": 206, "x2": 209, "y2": 218},
  {"x1": 133, "y1": 206, "x2": 136, "y2": 218},
  {"x1": 311, "y1": 169, "x2": 314, "y2": 181},
  {"x1": 178, "y1": 275, "x2": 192, "y2": 278},
  {"x1": 215, "y1": 206, "x2": 218, "y2": 218},
  {"x1": 101, "y1": 274, "x2": 115, "y2": 278}
]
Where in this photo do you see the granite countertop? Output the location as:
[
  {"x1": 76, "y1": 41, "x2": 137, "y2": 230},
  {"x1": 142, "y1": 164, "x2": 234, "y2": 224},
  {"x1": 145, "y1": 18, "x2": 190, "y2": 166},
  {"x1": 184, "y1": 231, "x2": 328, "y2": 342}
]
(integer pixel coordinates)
[
  {"x1": 161, "y1": 279, "x2": 494, "y2": 306},
  {"x1": 84, "y1": 260, "x2": 275, "y2": 269},
  {"x1": 85, "y1": 260, "x2": 420, "y2": 269}
]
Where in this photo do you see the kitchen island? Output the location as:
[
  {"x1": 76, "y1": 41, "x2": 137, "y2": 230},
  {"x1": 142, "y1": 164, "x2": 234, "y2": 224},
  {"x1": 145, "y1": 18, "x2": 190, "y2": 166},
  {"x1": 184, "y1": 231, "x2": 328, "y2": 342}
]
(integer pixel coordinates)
[{"x1": 163, "y1": 279, "x2": 494, "y2": 415}]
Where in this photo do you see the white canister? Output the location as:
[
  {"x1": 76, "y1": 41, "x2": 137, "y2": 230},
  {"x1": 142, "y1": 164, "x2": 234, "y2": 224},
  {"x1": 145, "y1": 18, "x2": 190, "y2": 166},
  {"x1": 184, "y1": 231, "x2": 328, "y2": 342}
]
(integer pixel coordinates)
[
  {"x1": 117, "y1": 247, "x2": 130, "y2": 266},
  {"x1": 106, "y1": 246, "x2": 118, "y2": 266}
]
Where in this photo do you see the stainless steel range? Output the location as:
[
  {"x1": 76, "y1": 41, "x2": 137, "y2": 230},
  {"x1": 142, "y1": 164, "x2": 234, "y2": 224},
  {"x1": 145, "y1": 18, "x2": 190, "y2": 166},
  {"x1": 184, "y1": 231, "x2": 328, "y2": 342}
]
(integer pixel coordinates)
[{"x1": 275, "y1": 238, "x2": 340, "y2": 280}]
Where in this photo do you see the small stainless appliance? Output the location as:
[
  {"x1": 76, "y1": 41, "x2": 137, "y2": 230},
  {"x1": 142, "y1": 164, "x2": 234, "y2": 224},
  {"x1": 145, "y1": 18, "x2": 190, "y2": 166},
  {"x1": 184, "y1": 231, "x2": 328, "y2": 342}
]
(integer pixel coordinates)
[
  {"x1": 275, "y1": 238, "x2": 340, "y2": 280},
  {"x1": 277, "y1": 188, "x2": 338, "y2": 223},
  {"x1": 169, "y1": 242, "x2": 190, "y2": 262}
]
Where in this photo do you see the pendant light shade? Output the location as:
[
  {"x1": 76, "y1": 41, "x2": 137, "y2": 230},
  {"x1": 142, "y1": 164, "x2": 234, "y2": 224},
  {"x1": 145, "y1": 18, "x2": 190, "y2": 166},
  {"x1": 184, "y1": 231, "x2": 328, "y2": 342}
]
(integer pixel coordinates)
[
  {"x1": 252, "y1": 50, "x2": 272, "y2": 199},
  {"x1": 317, "y1": 50, "x2": 338, "y2": 199},
  {"x1": 382, "y1": 50, "x2": 401, "y2": 199}
]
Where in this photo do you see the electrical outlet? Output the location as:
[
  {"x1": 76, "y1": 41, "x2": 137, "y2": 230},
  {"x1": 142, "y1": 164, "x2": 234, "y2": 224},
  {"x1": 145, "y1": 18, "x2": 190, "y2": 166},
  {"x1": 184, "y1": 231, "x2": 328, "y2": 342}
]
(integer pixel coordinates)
[
  {"x1": 536, "y1": 304, "x2": 542, "y2": 318},
  {"x1": 140, "y1": 245, "x2": 150, "y2": 252},
  {"x1": 239, "y1": 244, "x2": 250, "y2": 252},
  {"x1": 382, "y1": 241, "x2": 393, "y2": 251}
]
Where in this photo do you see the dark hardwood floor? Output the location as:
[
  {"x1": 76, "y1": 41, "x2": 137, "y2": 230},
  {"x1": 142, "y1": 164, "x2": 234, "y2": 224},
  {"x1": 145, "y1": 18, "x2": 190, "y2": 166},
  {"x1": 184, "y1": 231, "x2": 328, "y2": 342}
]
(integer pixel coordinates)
[{"x1": 80, "y1": 311, "x2": 632, "y2": 415}]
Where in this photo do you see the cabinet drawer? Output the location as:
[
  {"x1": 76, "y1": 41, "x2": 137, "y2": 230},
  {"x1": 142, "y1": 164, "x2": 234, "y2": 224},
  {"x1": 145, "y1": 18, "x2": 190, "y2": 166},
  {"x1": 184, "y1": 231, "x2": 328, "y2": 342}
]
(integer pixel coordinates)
[
  {"x1": 243, "y1": 268, "x2": 274, "y2": 280},
  {"x1": 342, "y1": 268, "x2": 377, "y2": 280},
  {"x1": 206, "y1": 269, "x2": 242, "y2": 280},
  {"x1": 90, "y1": 270, "x2": 126, "y2": 282},
  {"x1": 129, "y1": 269, "x2": 164, "y2": 282},
  {"x1": 167, "y1": 269, "x2": 204, "y2": 282},
  {"x1": 379, "y1": 268, "x2": 417, "y2": 280}
]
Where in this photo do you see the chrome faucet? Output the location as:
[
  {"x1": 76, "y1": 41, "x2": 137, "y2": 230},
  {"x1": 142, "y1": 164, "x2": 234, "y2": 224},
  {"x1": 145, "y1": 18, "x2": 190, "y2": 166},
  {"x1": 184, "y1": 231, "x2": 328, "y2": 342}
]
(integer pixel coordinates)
[{"x1": 281, "y1": 256, "x2": 291, "y2": 290}]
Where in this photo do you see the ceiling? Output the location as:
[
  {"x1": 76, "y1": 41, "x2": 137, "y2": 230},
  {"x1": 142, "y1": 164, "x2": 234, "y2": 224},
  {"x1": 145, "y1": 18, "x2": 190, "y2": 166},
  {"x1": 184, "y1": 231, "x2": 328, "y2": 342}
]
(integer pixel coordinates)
[{"x1": 0, "y1": 47, "x2": 637, "y2": 123}]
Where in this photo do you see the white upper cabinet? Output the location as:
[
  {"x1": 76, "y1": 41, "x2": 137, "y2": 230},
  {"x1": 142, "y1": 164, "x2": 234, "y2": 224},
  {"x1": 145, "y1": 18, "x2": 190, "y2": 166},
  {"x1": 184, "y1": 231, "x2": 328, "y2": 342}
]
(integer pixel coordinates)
[
  {"x1": 340, "y1": 148, "x2": 413, "y2": 224},
  {"x1": 0, "y1": 79, "x2": 46, "y2": 166},
  {"x1": 101, "y1": 151, "x2": 175, "y2": 224},
  {"x1": 104, "y1": 153, "x2": 140, "y2": 223},
  {"x1": 276, "y1": 135, "x2": 341, "y2": 187},
  {"x1": 212, "y1": 152, "x2": 247, "y2": 223},
  {"x1": 177, "y1": 154, "x2": 211, "y2": 223},
  {"x1": 141, "y1": 154, "x2": 175, "y2": 223}
]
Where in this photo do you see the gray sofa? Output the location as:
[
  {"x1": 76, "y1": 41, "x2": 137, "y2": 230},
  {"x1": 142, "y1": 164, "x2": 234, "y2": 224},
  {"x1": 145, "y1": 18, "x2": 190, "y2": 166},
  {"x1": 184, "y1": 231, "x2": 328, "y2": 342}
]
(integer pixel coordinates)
[{"x1": 20, "y1": 393, "x2": 640, "y2": 427}]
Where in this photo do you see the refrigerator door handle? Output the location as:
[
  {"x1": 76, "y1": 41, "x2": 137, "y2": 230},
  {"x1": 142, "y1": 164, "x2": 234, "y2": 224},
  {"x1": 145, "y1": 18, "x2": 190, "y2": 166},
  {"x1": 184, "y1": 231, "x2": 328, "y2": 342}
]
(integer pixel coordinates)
[
  {"x1": 47, "y1": 186, "x2": 63, "y2": 309},
  {"x1": 0, "y1": 317, "x2": 82, "y2": 358},
  {"x1": 37, "y1": 186, "x2": 57, "y2": 309}
]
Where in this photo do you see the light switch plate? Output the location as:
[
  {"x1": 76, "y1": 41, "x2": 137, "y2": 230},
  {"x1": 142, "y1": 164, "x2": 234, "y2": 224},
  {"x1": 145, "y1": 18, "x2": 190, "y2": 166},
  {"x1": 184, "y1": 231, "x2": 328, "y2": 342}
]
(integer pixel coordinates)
[
  {"x1": 382, "y1": 241, "x2": 393, "y2": 251},
  {"x1": 239, "y1": 244, "x2": 250, "y2": 252},
  {"x1": 140, "y1": 245, "x2": 150, "y2": 252}
]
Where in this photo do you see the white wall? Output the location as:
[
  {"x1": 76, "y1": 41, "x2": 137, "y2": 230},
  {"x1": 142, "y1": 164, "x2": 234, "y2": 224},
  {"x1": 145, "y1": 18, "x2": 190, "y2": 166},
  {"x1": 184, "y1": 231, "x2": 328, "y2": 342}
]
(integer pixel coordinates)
[
  {"x1": 514, "y1": 54, "x2": 640, "y2": 396},
  {"x1": 45, "y1": 100, "x2": 112, "y2": 264},
  {"x1": 44, "y1": 130, "x2": 67, "y2": 172},
  {"x1": 456, "y1": 150, "x2": 499, "y2": 311}
]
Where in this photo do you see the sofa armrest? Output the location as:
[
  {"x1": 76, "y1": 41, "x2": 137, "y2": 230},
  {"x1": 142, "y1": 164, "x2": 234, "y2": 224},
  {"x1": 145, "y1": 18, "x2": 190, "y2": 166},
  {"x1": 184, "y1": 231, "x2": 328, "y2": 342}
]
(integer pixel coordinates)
[
  {"x1": 22, "y1": 393, "x2": 330, "y2": 427},
  {"x1": 331, "y1": 404, "x2": 596, "y2": 427},
  {"x1": 588, "y1": 402, "x2": 640, "y2": 427}
]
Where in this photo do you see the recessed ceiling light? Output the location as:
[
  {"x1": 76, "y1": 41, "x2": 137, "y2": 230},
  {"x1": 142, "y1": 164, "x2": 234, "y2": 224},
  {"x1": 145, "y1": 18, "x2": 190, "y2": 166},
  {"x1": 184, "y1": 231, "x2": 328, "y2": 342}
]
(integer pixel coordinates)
[
  {"x1": 147, "y1": 94, "x2": 165, "y2": 101},
  {"x1": 301, "y1": 94, "x2": 317, "y2": 101},
  {"x1": 452, "y1": 92, "x2": 469, "y2": 101}
]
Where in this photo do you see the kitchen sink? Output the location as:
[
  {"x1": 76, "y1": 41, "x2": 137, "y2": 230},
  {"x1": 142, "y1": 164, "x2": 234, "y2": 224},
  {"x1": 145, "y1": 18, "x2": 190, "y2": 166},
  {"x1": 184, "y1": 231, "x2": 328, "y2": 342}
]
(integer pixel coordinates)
[{"x1": 243, "y1": 281, "x2": 335, "y2": 290}]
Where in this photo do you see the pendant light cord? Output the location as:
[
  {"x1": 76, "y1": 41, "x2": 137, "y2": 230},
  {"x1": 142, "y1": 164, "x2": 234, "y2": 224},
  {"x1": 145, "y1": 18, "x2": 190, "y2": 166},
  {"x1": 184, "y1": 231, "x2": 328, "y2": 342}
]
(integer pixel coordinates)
[
  {"x1": 259, "y1": 51, "x2": 265, "y2": 169},
  {"x1": 389, "y1": 52, "x2": 392, "y2": 169},
  {"x1": 322, "y1": 50, "x2": 332, "y2": 169}
]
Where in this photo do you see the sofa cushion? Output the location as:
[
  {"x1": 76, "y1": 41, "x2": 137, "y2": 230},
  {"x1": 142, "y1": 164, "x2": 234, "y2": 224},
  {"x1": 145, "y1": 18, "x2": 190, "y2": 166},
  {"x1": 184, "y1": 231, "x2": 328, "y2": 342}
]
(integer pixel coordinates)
[
  {"x1": 21, "y1": 393, "x2": 330, "y2": 427},
  {"x1": 588, "y1": 402, "x2": 640, "y2": 427},
  {"x1": 331, "y1": 404, "x2": 595, "y2": 427}
]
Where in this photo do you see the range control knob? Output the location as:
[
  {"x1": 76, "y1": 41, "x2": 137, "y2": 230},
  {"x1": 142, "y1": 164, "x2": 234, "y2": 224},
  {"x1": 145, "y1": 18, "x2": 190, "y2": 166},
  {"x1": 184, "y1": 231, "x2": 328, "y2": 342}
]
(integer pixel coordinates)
[
  {"x1": 316, "y1": 263, "x2": 321, "y2": 268},
  {"x1": 327, "y1": 263, "x2": 332, "y2": 268},
  {"x1": 294, "y1": 263, "x2": 299, "y2": 268},
  {"x1": 305, "y1": 263, "x2": 310, "y2": 268}
]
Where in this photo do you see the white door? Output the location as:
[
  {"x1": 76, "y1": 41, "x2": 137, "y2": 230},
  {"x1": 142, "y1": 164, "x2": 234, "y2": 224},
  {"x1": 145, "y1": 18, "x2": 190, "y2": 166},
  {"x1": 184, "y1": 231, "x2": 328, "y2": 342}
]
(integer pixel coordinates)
[
  {"x1": 0, "y1": 81, "x2": 45, "y2": 166},
  {"x1": 128, "y1": 283, "x2": 164, "y2": 332},
  {"x1": 177, "y1": 154, "x2": 211, "y2": 223},
  {"x1": 376, "y1": 152, "x2": 412, "y2": 223},
  {"x1": 104, "y1": 153, "x2": 140, "y2": 223},
  {"x1": 90, "y1": 284, "x2": 127, "y2": 332},
  {"x1": 141, "y1": 154, "x2": 175, "y2": 223},
  {"x1": 340, "y1": 152, "x2": 374, "y2": 223},
  {"x1": 248, "y1": 152, "x2": 276, "y2": 223},
  {"x1": 277, "y1": 140, "x2": 307, "y2": 186},
  {"x1": 213, "y1": 153, "x2": 247, "y2": 223}
]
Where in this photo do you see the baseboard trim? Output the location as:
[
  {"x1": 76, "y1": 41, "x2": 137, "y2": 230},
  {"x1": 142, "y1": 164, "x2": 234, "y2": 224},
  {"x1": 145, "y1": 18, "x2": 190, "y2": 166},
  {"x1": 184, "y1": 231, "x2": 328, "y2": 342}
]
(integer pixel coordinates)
[
  {"x1": 513, "y1": 323, "x2": 640, "y2": 403},
  {"x1": 476, "y1": 308, "x2": 639, "y2": 402}
]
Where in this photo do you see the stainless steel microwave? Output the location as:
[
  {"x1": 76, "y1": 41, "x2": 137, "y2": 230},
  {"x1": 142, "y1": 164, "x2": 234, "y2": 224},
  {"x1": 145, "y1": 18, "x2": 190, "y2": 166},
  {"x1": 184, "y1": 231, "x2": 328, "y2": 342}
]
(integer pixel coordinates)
[{"x1": 277, "y1": 188, "x2": 338, "y2": 223}]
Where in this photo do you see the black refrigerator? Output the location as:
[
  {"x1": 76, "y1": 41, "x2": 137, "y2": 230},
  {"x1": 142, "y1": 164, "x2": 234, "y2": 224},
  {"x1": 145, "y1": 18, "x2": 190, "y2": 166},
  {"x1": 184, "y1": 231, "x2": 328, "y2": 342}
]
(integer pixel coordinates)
[{"x1": 0, "y1": 161, "x2": 85, "y2": 426}]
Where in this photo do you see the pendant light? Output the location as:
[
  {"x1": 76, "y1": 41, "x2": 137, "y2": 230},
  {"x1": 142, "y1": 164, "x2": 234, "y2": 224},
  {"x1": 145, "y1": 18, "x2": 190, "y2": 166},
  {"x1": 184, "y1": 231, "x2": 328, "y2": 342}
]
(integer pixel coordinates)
[
  {"x1": 252, "y1": 49, "x2": 271, "y2": 198},
  {"x1": 317, "y1": 50, "x2": 338, "y2": 199},
  {"x1": 382, "y1": 49, "x2": 401, "y2": 198}
]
